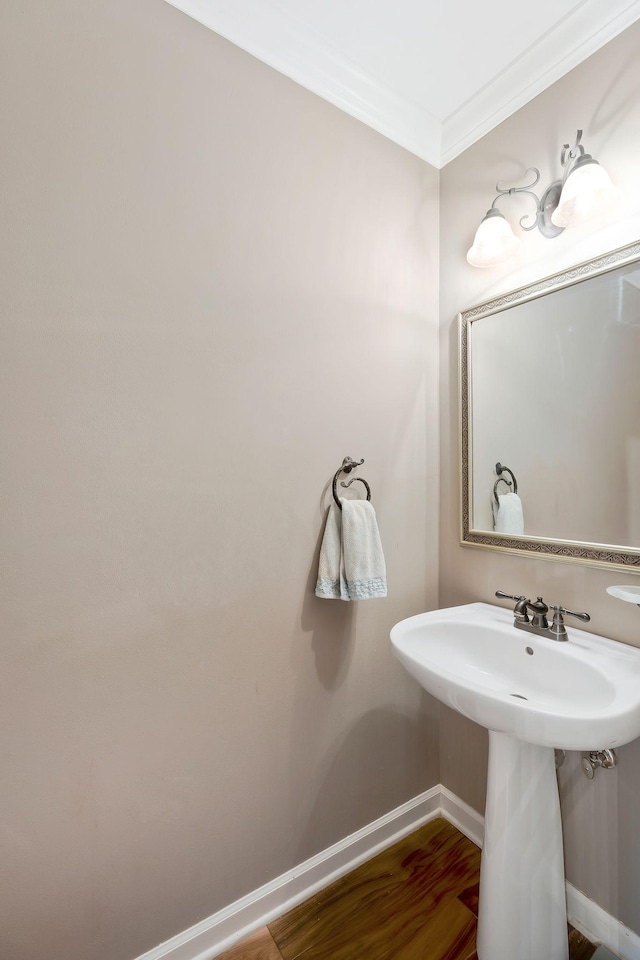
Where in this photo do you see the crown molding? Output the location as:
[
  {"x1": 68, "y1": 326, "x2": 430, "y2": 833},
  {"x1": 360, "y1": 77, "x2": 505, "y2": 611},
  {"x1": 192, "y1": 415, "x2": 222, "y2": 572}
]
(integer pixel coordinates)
[
  {"x1": 163, "y1": 0, "x2": 442, "y2": 167},
  {"x1": 164, "y1": 0, "x2": 640, "y2": 169},
  {"x1": 441, "y1": 0, "x2": 640, "y2": 165}
]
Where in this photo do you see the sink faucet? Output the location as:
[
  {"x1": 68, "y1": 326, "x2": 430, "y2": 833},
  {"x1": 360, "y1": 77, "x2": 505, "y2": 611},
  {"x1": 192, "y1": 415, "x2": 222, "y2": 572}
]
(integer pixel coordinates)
[
  {"x1": 495, "y1": 591, "x2": 530, "y2": 622},
  {"x1": 495, "y1": 591, "x2": 590, "y2": 641},
  {"x1": 526, "y1": 597, "x2": 549, "y2": 629},
  {"x1": 548, "y1": 604, "x2": 591, "y2": 639}
]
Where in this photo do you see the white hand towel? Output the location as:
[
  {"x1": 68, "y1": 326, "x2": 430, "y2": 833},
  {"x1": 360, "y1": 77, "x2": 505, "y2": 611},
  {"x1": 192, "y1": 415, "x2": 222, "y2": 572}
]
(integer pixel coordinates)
[
  {"x1": 341, "y1": 499, "x2": 387, "y2": 599},
  {"x1": 315, "y1": 499, "x2": 387, "y2": 600},
  {"x1": 493, "y1": 492, "x2": 524, "y2": 535},
  {"x1": 315, "y1": 503, "x2": 349, "y2": 600}
]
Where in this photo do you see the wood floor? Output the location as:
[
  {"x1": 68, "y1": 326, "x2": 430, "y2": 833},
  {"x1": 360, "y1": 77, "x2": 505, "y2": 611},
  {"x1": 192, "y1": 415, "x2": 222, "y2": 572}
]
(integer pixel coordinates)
[{"x1": 218, "y1": 818, "x2": 597, "y2": 960}]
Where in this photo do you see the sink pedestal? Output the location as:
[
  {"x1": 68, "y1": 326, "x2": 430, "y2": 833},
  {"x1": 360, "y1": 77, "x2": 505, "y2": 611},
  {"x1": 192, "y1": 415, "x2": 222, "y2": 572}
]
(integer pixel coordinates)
[{"x1": 477, "y1": 732, "x2": 568, "y2": 960}]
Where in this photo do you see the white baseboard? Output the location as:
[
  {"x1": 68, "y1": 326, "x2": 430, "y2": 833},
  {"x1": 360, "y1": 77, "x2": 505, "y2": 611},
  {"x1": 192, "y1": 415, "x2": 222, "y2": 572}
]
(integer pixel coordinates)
[
  {"x1": 567, "y1": 884, "x2": 640, "y2": 960},
  {"x1": 134, "y1": 785, "x2": 639, "y2": 960},
  {"x1": 134, "y1": 784, "x2": 443, "y2": 960},
  {"x1": 438, "y1": 785, "x2": 484, "y2": 849}
]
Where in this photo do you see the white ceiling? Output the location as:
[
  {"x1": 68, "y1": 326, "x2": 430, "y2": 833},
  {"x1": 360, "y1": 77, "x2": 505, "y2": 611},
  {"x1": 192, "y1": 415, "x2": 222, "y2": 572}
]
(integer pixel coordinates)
[{"x1": 164, "y1": 0, "x2": 640, "y2": 167}]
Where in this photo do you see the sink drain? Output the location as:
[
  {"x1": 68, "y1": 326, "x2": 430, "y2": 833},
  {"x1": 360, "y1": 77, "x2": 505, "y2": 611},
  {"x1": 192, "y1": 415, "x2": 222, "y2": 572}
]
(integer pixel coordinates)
[{"x1": 510, "y1": 693, "x2": 528, "y2": 700}]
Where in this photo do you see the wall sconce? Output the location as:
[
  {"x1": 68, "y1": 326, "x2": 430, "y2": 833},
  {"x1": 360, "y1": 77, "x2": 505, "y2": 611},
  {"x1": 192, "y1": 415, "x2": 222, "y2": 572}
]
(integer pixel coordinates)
[{"x1": 466, "y1": 130, "x2": 620, "y2": 268}]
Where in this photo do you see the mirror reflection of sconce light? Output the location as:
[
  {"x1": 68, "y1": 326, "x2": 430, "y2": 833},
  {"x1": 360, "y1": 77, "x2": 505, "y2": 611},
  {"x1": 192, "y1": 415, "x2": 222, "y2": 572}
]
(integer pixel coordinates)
[{"x1": 466, "y1": 130, "x2": 621, "y2": 268}]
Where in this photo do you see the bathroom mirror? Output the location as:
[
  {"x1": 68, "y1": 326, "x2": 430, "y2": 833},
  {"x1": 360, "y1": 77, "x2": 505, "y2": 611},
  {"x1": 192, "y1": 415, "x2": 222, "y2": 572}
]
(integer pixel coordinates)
[{"x1": 460, "y1": 239, "x2": 640, "y2": 570}]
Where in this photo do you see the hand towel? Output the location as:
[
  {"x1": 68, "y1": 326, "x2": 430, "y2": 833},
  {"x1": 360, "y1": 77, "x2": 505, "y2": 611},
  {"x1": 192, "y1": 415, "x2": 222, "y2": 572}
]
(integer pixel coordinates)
[
  {"x1": 493, "y1": 492, "x2": 524, "y2": 536},
  {"x1": 315, "y1": 499, "x2": 387, "y2": 600},
  {"x1": 341, "y1": 499, "x2": 387, "y2": 599},
  {"x1": 315, "y1": 502, "x2": 349, "y2": 600}
]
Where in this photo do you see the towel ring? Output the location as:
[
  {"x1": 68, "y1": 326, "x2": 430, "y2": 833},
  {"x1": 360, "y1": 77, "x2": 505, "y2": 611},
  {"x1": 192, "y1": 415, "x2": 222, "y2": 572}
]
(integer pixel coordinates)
[
  {"x1": 332, "y1": 457, "x2": 372, "y2": 510},
  {"x1": 493, "y1": 476, "x2": 512, "y2": 506},
  {"x1": 494, "y1": 462, "x2": 518, "y2": 507}
]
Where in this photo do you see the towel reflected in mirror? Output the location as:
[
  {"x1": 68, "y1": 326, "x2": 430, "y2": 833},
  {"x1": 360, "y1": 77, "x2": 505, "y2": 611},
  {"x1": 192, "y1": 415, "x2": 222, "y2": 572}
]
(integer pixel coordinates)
[{"x1": 493, "y1": 492, "x2": 524, "y2": 536}]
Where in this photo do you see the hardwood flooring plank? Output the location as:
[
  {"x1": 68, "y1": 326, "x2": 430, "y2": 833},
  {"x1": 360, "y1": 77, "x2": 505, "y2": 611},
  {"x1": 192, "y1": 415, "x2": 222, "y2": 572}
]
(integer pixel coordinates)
[
  {"x1": 270, "y1": 893, "x2": 477, "y2": 960},
  {"x1": 269, "y1": 818, "x2": 481, "y2": 960},
  {"x1": 226, "y1": 822, "x2": 597, "y2": 960},
  {"x1": 568, "y1": 925, "x2": 598, "y2": 960},
  {"x1": 389, "y1": 894, "x2": 477, "y2": 960},
  {"x1": 269, "y1": 818, "x2": 474, "y2": 955},
  {"x1": 457, "y1": 882, "x2": 479, "y2": 918},
  {"x1": 217, "y1": 927, "x2": 284, "y2": 960}
]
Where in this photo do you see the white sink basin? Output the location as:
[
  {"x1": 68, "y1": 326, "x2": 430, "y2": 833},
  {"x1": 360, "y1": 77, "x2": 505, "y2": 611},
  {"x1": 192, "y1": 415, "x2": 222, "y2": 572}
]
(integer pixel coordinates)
[{"x1": 391, "y1": 601, "x2": 640, "y2": 750}]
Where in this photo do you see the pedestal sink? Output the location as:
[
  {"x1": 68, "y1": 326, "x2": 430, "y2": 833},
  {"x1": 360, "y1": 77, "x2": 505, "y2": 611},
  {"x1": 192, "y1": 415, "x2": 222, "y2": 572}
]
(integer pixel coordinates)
[{"x1": 391, "y1": 602, "x2": 640, "y2": 960}]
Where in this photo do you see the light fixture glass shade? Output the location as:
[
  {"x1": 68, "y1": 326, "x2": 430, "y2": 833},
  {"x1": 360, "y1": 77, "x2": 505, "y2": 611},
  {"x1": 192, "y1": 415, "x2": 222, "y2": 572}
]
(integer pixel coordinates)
[
  {"x1": 551, "y1": 158, "x2": 621, "y2": 228},
  {"x1": 466, "y1": 209, "x2": 521, "y2": 268}
]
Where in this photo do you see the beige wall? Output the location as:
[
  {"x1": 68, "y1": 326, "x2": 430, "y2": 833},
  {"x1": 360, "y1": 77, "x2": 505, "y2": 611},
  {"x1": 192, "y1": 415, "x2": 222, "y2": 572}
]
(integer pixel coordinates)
[
  {"x1": 0, "y1": 2, "x2": 440, "y2": 959},
  {"x1": 439, "y1": 20, "x2": 640, "y2": 933},
  {"x1": 5, "y1": 1, "x2": 640, "y2": 955}
]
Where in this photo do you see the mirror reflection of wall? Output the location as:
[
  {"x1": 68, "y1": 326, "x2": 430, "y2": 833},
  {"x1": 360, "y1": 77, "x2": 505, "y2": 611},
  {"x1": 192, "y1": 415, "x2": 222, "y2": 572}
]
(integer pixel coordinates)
[{"x1": 470, "y1": 261, "x2": 640, "y2": 547}]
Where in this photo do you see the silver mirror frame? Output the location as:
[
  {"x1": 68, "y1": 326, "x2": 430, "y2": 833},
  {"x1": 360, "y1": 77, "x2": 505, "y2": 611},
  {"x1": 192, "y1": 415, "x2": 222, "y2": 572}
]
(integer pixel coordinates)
[{"x1": 459, "y1": 238, "x2": 640, "y2": 571}]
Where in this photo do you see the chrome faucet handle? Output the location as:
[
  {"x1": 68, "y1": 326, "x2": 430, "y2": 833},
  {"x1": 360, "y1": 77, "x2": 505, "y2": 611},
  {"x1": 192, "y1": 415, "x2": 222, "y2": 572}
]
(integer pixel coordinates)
[
  {"x1": 495, "y1": 591, "x2": 530, "y2": 623},
  {"x1": 549, "y1": 605, "x2": 591, "y2": 639}
]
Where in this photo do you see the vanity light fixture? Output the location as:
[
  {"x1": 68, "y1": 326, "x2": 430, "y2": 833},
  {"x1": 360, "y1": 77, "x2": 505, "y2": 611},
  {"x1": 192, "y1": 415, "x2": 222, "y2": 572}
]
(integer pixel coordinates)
[{"x1": 466, "y1": 130, "x2": 620, "y2": 268}]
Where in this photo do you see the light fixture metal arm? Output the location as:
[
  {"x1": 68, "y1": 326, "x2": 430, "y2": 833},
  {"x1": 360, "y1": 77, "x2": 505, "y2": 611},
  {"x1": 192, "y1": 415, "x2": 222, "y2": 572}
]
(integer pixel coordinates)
[
  {"x1": 489, "y1": 167, "x2": 564, "y2": 238},
  {"x1": 491, "y1": 167, "x2": 543, "y2": 232},
  {"x1": 559, "y1": 129, "x2": 585, "y2": 183}
]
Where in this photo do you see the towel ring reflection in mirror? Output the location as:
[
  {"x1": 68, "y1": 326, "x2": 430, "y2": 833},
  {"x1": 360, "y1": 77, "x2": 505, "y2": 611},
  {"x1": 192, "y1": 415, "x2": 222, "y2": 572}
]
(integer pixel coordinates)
[
  {"x1": 332, "y1": 457, "x2": 372, "y2": 510},
  {"x1": 493, "y1": 476, "x2": 512, "y2": 507},
  {"x1": 493, "y1": 462, "x2": 518, "y2": 507}
]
